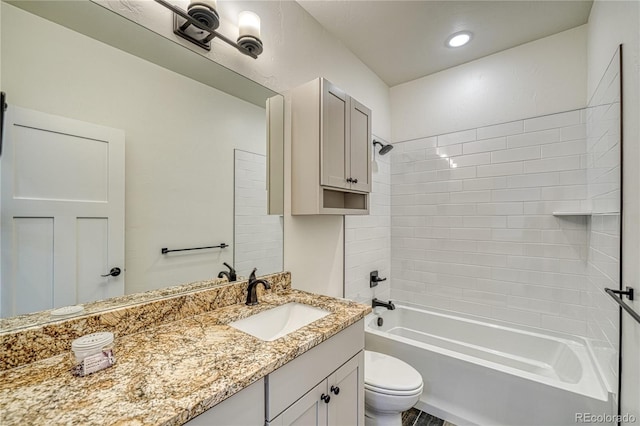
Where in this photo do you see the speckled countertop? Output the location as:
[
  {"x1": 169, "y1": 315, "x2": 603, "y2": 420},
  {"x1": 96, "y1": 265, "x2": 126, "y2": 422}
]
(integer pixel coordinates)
[{"x1": 0, "y1": 290, "x2": 370, "y2": 425}]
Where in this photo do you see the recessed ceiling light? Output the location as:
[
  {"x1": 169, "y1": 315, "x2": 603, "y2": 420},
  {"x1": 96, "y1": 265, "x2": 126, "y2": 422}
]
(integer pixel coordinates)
[{"x1": 446, "y1": 31, "x2": 472, "y2": 48}]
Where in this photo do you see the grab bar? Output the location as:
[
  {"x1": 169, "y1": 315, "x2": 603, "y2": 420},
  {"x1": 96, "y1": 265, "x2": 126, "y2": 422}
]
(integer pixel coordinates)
[
  {"x1": 161, "y1": 243, "x2": 228, "y2": 254},
  {"x1": 605, "y1": 287, "x2": 640, "y2": 325}
]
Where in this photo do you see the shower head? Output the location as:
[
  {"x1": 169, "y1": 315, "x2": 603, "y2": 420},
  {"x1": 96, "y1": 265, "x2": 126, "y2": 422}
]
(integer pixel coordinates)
[{"x1": 373, "y1": 140, "x2": 394, "y2": 155}]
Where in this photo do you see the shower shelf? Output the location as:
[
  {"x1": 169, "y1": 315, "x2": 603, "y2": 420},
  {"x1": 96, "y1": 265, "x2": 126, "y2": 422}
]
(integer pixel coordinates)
[{"x1": 552, "y1": 211, "x2": 592, "y2": 216}]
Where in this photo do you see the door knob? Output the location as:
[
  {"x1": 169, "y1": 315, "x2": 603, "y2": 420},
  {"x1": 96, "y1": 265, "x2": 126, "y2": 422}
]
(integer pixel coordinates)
[{"x1": 101, "y1": 267, "x2": 121, "y2": 277}]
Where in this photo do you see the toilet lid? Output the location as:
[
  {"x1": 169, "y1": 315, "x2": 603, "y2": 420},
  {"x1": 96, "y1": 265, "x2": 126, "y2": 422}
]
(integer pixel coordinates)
[{"x1": 364, "y1": 351, "x2": 423, "y2": 392}]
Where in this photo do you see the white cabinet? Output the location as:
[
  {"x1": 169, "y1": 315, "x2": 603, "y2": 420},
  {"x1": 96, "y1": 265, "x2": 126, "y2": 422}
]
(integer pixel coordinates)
[
  {"x1": 187, "y1": 320, "x2": 365, "y2": 426},
  {"x1": 266, "y1": 320, "x2": 365, "y2": 426},
  {"x1": 185, "y1": 378, "x2": 264, "y2": 425},
  {"x1": 269, "y1": 353, "x2": 364, "y2": 426},
  {"x1": 292, "y1": 78, "x2": 372, "y2": 215}
]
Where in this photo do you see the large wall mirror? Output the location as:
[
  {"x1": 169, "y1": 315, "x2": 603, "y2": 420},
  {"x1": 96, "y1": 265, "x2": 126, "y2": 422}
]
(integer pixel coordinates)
[{"x1": 0, "y1": 0, "x2": 284, "y2": 321}]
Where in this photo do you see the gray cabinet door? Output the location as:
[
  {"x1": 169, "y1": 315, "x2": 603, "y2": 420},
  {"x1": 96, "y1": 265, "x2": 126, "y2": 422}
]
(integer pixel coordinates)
[
  {"x1": 268, "y1": 381, "x2": 328, "y2": 426},
  {"x1": 321, "y1": 80, "x2": 349, "y2": 190},
  {"x1": 349, "y1": 98, "x2": 372, "y2": 193},
  {"x1": 328, "y1": 352, "x2": 364, "y2": 426}
]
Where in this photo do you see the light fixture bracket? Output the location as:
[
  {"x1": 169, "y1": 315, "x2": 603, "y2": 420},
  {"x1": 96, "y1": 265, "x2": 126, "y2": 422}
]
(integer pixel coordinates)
[
  {"x1": 173, "y1": 13, "x2": 213, "y2": 51},
  {"x1": 154, "y1": 0, "x2": 259, "y2": 59}
]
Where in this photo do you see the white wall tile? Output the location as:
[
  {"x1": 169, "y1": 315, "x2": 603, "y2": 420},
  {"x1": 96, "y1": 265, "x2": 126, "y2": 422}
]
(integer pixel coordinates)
[
  {"x1": 476, "y1": 202, "x2": 524, "y2": 215},
  {"x1": 477, "y1": 162, "x2": 524, "y2": 177},
  {"x1": 561, "y1": 124, "x2": 587, "y2": 141},
  {"x1": 463, "y1": 137, "x2": 507, "y2": 155},
  {"x1": 491, "y1": 146, "x2": 541, "y2": 163},
  {"x1": 449, "y1": 190, "x2": 492, "y2": 203},
  {"x1": 450, "y1": 152, "x2": 492, "y2": 168},
  {"x1": 492, "y1": 188, "x2": 541, "y2": 202},
  {"x1": 507, "y1": 129, "x2": 561, "y2": 148},
  {"x1": 523, "y1": 156, "x2": 582, "y2": 173},
  {"x1": 507, "y1": 172, "x2": 560, "y2": 188},
  {"x1": 463, "y1": 177, "x2": 508, "y2": 191},
  {"x1": 541, "y1": 139, "x2": 586, "y2": 158}
]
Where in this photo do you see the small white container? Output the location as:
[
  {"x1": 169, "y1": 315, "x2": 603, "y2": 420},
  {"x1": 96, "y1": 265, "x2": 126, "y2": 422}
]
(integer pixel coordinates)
[{"x1": 71, "y1": 332, "x2": 114, "y2": 364}]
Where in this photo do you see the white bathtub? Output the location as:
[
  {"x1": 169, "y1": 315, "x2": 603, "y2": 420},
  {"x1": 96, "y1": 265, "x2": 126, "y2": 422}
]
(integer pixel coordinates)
[{"x1": 365, "y1": 303, "x2": 614, "y2": 426}]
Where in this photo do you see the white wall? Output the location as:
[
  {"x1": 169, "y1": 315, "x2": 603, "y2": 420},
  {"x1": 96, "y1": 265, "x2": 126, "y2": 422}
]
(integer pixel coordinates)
[
  {"x1": 97, "y1": 0, "x2": 392, "y2": 297},
  {"x1": 391, "y1": 25, "x2": 587, "y2": 142},
  {"x1": 1, "y1": 4, "x2": 265, "y2": 294},
  {"x1": 587, "y1": 0, "x2": 640, "y2": 421}
]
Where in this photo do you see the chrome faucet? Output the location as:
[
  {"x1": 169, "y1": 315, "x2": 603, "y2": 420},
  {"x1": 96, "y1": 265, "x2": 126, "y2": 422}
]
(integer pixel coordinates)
[
  {"x1": 217, "y1": 262, "x2": 237, "y2": 282},
  {"x1": 372, "y1": 298, "x2": 395, "y2": 310},
  {"x1": 246, "y1": 268, "x2": 271, "y2": 306}
]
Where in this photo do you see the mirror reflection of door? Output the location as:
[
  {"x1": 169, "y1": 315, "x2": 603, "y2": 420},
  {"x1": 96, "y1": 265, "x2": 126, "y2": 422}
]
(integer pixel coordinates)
[{"x1": 0, "y1": 106, "x2": 125, "y2": 317}]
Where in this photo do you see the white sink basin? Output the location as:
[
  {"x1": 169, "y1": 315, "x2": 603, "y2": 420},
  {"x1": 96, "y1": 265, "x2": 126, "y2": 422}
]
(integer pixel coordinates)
[{"x1": 229, "y1": 302, "x2": 330, "y2": 341}]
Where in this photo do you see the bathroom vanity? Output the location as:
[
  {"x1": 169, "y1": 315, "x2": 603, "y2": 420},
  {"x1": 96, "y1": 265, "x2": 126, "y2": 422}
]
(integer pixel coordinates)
[{"x1": 0, "y1": 273, "x2": 370, "y2": 425}]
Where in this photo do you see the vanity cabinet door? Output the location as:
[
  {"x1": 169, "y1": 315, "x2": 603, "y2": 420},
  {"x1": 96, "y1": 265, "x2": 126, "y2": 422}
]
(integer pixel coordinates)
[
  {"x1": 268, "y1": 381, "x2": 328, "y2": 426},
  {"x1": 327, "y1": 351, "x2": 364, "y2": 426}
]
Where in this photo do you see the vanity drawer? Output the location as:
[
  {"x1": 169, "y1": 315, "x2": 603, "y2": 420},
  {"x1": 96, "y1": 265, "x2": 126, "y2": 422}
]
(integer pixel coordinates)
[{"x1": 265, "y1": 319, "x2": 364, "y2": 421}]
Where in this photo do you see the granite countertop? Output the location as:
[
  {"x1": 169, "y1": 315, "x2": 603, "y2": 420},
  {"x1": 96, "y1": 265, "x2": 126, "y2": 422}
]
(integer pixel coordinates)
[{"x1": 0, "y1": 290, "x2": 370, "y2": 425}]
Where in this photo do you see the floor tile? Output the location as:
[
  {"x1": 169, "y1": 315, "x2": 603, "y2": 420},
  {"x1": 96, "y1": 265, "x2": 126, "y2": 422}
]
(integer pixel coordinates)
[
  {"x1": 415, "y1": 411, "x2": 444, "y2": 426},
  {"x1": 402, "y1": 407, "x2": 421, "y2": 426}
]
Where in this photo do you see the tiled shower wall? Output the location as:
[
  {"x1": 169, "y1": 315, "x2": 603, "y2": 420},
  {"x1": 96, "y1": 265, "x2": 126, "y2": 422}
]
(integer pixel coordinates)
[
  {"x1": 344, "y1": 143, "x2": 391, "y2": 303},
  {"x1": 390, "y1": 110, "x2": 594, "y2": 336},
  {"x1": 584, "y1": 48, "x2": 621, "y2": 389},
  {"x1": 234, "y1": 150, "x2": 283, "y2": 278}
]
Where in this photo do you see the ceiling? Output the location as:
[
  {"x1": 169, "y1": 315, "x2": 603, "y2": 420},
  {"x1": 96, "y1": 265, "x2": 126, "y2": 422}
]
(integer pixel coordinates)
[{"x1": 298, "y1": 0, "x2": 593, "y2": 86}]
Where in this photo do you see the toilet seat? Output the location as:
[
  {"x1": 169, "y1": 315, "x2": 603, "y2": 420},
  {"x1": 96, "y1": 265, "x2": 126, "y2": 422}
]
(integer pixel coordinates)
[
  {"x1": 364, "y1": 351, "x2": 423, "y2": 396},
  {"x1": 365, "y1": 383, "x2": 423, "y2": 397}
]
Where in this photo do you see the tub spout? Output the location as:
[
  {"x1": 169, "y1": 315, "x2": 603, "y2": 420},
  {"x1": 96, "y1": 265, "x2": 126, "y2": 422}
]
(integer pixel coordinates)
[{"x1": 372, "y1": 298, "x2": 395, "y2": 310}]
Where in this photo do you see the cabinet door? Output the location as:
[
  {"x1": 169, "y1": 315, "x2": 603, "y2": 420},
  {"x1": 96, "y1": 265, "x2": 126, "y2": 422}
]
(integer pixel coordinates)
[
  {"x1": 327, "y1": 351, "x2": 364, "y2": 426},
  {"x1": 321, "y1": 80, "x2": 349, "y2": 190},
  {"x1": 269, "y1": 381, "x2": 328, "y2": 426},
  {"x1": 348, "y1": 99, "x2": 372, "y2": 193}
]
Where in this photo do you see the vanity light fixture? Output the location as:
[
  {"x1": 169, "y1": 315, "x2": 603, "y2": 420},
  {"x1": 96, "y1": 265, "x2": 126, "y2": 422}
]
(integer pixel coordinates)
[
  {"x1": 446, "y1": 31, "x2": 472, "y2": 48},
  {"x1": 154, "y1": 0, "x2": 263, "y2": 58}
]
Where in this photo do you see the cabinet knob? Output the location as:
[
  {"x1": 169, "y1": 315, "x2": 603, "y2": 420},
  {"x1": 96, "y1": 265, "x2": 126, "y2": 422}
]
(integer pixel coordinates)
[
  {"x1": 352, "y1": 178, "x2": 358, "y2": 184},
  {"x1": 330, "y1": 385, "x2": 340, "y2": 395},
  {"x1": 346, "y1": 177, "x2": 353, "y2": 183},
  {"x1": 320, "y1": 393, "x2": 331, "y2": 403}
]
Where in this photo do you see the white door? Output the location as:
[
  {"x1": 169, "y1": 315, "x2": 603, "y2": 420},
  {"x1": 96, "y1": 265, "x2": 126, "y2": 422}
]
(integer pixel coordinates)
[{"x1": 1, "y1": 106, "x2": 125, "y2": 317}]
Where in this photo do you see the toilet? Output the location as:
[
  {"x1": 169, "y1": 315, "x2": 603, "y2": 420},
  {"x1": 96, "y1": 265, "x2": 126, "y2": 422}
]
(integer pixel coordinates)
[{"x1": 364, "y1": 350, "x2": 424, "y2": 426}]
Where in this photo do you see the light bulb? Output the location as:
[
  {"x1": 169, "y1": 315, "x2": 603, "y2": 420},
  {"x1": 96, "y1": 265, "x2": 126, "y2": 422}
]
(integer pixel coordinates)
[
  {"x1": 446, "y1": 31, "x2": 472, "y2": 48},
  {"x1": 238, "y1": 11, "x2": 261, "y2": 39}
]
